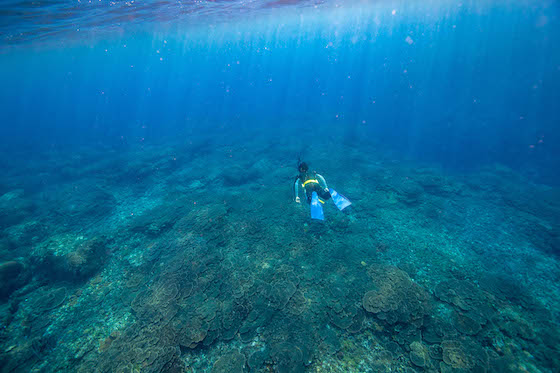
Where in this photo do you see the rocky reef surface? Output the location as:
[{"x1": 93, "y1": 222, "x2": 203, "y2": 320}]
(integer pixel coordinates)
[{"x1": 0, "y1": 136, "x2": 559, "y2": 372}]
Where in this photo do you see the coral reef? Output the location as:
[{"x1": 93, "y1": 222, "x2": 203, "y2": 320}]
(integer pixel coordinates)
[
  {"x1": 0, "y1": 189, "x2": 35, "y2": 230},
  {"x1": 0, "y1": 139, "x2": 559, "y2": 373},
  {"x1": 33, "y1": 237, "x2": 110, "y2": 282},
  {"x1": 363, "y1": 265, "x2": 431, "y2": 327},
  {"x1": 0, "y1": 260, "x2": 27, "y2": 300}
]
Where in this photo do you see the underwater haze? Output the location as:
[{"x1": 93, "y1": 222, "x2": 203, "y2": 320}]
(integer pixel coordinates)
[{"x1": 1, "y1": 0, "x2": 560, "y2": 372}]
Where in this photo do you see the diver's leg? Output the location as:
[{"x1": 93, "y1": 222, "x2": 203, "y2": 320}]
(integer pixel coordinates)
[{"x1": 317, "y1": 187, "x2": 331, "y2": 201}]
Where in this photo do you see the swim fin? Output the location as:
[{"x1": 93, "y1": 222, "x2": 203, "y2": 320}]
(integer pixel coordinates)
[
  {"x1": 329, "y1": 188, "x2": 351, "y2": 210},
  {"x1": 310, "y1": 191, "x2": 324, "y2": 220}
]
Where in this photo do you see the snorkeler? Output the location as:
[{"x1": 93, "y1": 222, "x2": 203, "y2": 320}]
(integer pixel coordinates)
[{"x1": 293, "y1": 161, "x2": 351, "y2": 220}]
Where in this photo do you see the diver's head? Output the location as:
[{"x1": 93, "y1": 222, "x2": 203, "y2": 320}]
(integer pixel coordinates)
[{"x1": 298, "y1": 162, "x2": 309, "y2": 176}]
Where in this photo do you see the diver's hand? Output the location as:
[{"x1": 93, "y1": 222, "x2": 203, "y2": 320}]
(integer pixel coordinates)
[{"x1": 295, "y1": 197, "x2": 301, "y2": 203}]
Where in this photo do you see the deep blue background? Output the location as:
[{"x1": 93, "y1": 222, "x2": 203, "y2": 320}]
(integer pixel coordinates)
[{"x1": 1, "y1": 1, "x2": 559, "y2": 183}]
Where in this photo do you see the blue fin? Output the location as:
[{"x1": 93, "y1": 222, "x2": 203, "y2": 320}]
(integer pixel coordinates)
[
  {"x1": 310, "y1": 191, "x2": 324, "y2": 220},
  {"x1": 329, "y1": 188, "x2": 351, "y2": 210}
]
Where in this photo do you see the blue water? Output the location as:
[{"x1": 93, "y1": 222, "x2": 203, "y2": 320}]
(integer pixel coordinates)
[
  {"x1": 1, "y1": 1, "x2": 560, "y2": 372},
  {"x1": 2, "y1": 0, "x2": 559, "y2": 182}
]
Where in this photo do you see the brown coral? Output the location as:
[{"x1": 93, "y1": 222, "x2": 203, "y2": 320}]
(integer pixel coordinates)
[
  {"x1": 441, "y1": 337, "x2": 489, "y2": 372},
  {"x1": 409, "y1": 341, "x2": 430, "y2": 368},
  {"x1": 0, "y1": 260, "x2": 26, "y2": 299},
  {"x1": 362, "y1": 265, "x2": 430, "y2": 326},
  {"x1": 212, "y1": 351, "x2": 246, "y2": 372},
  {"x1": 32, "y1": 286, "x2": 67, "y2": 312},
  {"x1": 453, "y1": 311, "x2": 482, "y2": 336}
]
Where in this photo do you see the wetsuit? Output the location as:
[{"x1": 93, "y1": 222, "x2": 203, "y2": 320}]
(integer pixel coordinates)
[{"x1": 293, "y1": 172, "x2": 332, "y2": 204}]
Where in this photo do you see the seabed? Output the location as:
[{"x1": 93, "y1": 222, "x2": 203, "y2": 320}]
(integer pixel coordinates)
[{"x1": 0, "y1": 134, "x2": 559, "y2": 373}]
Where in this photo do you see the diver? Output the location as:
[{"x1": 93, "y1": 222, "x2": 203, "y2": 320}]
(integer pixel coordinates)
[
  {"x1": 294, "y1": 162, "x2": 331, "y2": 204},
  {"x1": 293, "y1": 161, "x2": 351, "y2": 220}
]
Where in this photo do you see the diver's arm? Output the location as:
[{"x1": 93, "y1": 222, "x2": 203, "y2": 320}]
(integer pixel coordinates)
[
  {"x1": 294, "y1": 178, "x2": 301, "y2": 203},
  {"x1": 316, "y1": 174, "x2": 328, "y2": 190}
]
